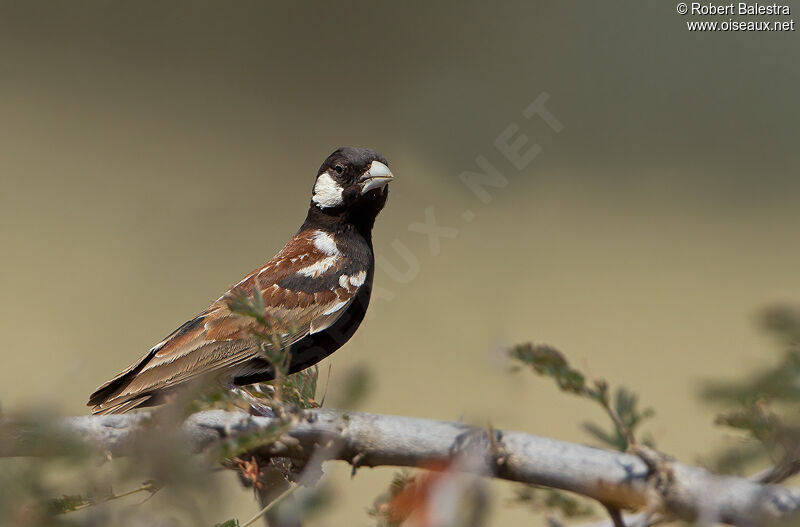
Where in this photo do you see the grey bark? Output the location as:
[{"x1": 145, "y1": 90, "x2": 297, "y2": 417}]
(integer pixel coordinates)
[{"x1": 4, "y1": 409, "x2": 799, "y2": 526}]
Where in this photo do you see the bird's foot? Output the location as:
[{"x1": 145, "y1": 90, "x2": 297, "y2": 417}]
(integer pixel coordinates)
[
  {"x1": 247, "y1": 400, "x2": 275, "y2": 418},
  {"x1": 228, "y1": 385, "x2": 275, "y2": 418}
]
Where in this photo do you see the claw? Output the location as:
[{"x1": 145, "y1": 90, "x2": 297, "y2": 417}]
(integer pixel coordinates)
[{"x1": 230, "y1": 386, "x2": 275, "y2": 417}]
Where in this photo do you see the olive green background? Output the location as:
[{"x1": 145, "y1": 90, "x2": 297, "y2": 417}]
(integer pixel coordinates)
[{"x1": 1, "y1": 1, "x2": 798, "y2": 525}]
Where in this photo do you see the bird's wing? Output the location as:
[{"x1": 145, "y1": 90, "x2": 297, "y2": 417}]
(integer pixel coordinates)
[{"x1": 89, "y1": 229, "x2": 368, "y2": 414}]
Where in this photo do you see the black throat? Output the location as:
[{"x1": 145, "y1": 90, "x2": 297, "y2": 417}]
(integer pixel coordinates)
[{"x1": 301, "y1": 189, "x2": 387, "y2": 241}]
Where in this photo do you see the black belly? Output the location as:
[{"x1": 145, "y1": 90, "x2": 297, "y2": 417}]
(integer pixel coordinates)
[{"x1": 231, "y1": 278, "x2": 372, "y2": 386}]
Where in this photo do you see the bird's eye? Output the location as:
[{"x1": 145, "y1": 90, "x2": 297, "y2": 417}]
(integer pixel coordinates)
[{"x1": 334, "y1": 164, "x2": 344, "y2": 175}]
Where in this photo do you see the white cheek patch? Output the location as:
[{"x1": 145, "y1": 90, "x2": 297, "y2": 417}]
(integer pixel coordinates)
[{"x1": 312, "y1": 172, "x2": 344, "y2": 208}]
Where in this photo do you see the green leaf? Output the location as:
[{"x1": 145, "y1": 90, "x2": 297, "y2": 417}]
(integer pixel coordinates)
[
  {"x1": 762, "y1": 304, "x2": 800, "y2": 344},
  {"x1": 226, "y1": 288, "x2": 268, "y2": 327},
  {"x1": 581, "y1": 422, "x2": 624, "y2": 451},
  {"x1": 510, "y1": 343, "x2": 653, "y2": 450},
  {"x1": 281, "y1": 367, "x2": 320, "y2": 409},
  {"x1": 48, "y1": 493, "x2": 89, "y2": 514},
  {"x1": 509, "y1": 344, "x2": 587, "y2": 395},
  {"x1": 714, "y1": 402, "x2": 779, "y2": 442},
  {"x1": 703, "y1": 350, "x2": 800, "y2": 404},
  {"x1": 702, "y1": 441, "x2": 767, "y2": 476}
]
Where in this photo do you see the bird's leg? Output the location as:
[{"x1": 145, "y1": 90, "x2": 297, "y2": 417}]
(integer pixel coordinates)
[
  {"x1": 251, "y1": 383, "x2": 275, "y2": 398},
  {"x1": 224, "y1": 381, "x2": 275, "y2": 418},
  {"x1": 238, "y1": 387, "x2": 275, "y2": 418}
]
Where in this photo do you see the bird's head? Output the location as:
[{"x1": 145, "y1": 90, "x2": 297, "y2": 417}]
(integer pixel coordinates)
[{"x1": 311, "y1": 147, "x2": 393, "y2": 219}]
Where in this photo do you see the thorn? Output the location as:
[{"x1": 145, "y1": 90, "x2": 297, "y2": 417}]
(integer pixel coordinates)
[{"x1": 351, "y1": 452, "x2": 365, "y2": 477}]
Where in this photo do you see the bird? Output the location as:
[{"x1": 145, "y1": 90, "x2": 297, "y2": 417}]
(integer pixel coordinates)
[{"x1": 88, "y1": 146, "x2": 393, "y2": 415}]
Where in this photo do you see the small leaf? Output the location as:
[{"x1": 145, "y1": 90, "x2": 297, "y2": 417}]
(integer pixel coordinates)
[
  {"x1": 282, "y1": 367, "x2": 320, "y2": 409},
  {"x1": 762, "y1": 304, "x2": 800, "y2": 344},
  {"x1": 509, "y1": 344, "x2": 587, "y2": 395},
  {"x1": 49, "y1": 494, "x2": 89, "y2": 514},
  {"x1": 714, "y1": 401, "x2": 779, "y2": 442},
  {"x1": 510, "y1": 343, "x2": 653, "y2": 450},
  {"x1": 581, "y1": 422, "x2": 624, "y2": 451}
]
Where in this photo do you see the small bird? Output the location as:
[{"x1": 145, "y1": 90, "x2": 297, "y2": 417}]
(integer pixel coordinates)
[{"x1": 88, "y1": 147, "x2": 393, "y2": 414}]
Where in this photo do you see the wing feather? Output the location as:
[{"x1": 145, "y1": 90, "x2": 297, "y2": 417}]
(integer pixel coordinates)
[{"x1": 89, "y1": 229, "x2": 366, "y2": 414}]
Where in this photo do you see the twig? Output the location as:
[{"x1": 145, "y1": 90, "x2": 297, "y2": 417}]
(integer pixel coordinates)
[
  {"x1": 603, "y1": 505, "x2": 626, "y2": 527},
  {"x1": 241, "y1": 485, "x2": 298, "y2": 527},
  {"x1": 751, "y1": 460, "x2": 800, "y2": 484},
  {"x1": 597, "y1": 396, "x2": 636, "y2": 448},
  {"x1": 575, "y1": 512, "x2": 649, "y2": 527},
  {"x1": 59, "y1": 480, "x2": 161, "y2": 514}
]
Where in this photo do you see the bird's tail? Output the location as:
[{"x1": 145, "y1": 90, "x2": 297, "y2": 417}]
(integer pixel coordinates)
[
  {"x1": 87, "y1": 348, "x2": 157, "y2": 414},
  {"x1": 91, "y1": 394, "x2": 153, "y2": 415}
]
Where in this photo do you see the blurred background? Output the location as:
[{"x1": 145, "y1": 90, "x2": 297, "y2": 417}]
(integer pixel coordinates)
[{"x1": 1, "y1": 1, "x2": 798, "y2": 525}]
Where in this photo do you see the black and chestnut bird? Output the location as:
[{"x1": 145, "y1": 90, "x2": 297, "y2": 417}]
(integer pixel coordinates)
[{"x1": 88, "y1": 147, "x2": 393, "y2": 414}]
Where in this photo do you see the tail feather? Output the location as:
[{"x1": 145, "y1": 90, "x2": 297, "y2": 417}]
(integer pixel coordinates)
[
  {"x1": 91, "y1": 394, "x2": 153, "y2": 415},
  {"x1": 87, "y1": 348, "x2": 157, "y2": 412}
]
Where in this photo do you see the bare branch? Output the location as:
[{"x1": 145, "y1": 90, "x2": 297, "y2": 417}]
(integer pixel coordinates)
[
  {"x1": 751, "y1": 460, "x2": 800, "y2": 484},
  {"x1": 603, "y1": 505, "x2": 627, "y2": 527},
  {"x1": 3, "y1": 409, "x2": 800, "y2": 526}
]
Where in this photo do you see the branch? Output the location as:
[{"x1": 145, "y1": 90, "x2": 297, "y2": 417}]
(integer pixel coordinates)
[{"x1": 4, "y1": 409, "x2": 800, "y2": 526}]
